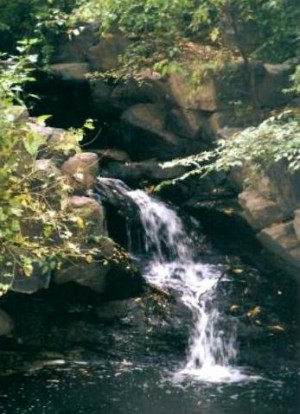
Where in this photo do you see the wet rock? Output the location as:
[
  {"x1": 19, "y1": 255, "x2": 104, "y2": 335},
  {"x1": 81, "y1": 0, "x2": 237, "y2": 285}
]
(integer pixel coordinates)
[
  {"x1": 0, "y1": 309, "x2": 14, "y2": 337},
  {"x1": 55, "y1": 236, "x2": 143, "y2": 298},
  {"x1": 102, "y1": 159, "x2": 187, "y2": 185},
  {"x1": 61, "y1": 152, "x2": 99, "y2": 193}
]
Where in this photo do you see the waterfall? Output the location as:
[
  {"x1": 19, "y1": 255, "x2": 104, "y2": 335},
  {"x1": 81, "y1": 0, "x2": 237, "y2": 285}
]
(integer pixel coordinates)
[{"x1": 96, "y1": 178, "x2": 247, "y2": 383}]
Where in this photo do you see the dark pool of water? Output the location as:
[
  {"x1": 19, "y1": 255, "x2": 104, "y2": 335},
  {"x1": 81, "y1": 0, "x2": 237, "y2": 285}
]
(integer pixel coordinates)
[{"x1": 0, "y1": 357, "x2": 299, "y2": 414}]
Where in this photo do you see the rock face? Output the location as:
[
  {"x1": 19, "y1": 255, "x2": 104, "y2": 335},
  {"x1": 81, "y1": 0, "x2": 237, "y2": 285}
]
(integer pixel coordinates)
[
  {"x1": 61, "y1": 152, "x2": 99, "y2": 194},
  {"x1": 235, "y1": 164, "x2": 300, "y2": 282}
]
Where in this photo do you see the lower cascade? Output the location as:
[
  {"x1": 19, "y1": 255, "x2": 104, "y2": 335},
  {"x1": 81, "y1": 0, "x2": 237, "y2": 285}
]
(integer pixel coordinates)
[{"x1": 96, "y1": 178, "x2": 247, "y2": 383}]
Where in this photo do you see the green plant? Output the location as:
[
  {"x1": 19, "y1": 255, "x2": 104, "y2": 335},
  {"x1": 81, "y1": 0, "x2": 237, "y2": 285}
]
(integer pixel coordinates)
[
  {"x1": 164, "y1": 110, "x2": 300, "y2": 181},
  {"x1": 0, "y1": 49, "x2": 98, "y2": 295}
]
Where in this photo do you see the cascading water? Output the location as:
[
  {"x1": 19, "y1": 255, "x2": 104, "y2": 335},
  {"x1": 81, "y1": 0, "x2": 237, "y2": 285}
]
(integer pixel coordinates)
[{"x1": 96, "y1": 179, "x2": 248, "y2": 383}]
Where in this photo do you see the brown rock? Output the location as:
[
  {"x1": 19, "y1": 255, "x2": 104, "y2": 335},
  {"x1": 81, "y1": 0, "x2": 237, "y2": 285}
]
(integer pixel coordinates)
[
  {"x1": 87, "y1": 33, "x2": 131, "y2": 72},
  {"x1": 121, "y1": 103, "x2": 184, "y2": 160},
  {"x1": 258, "y1": 222, "x2": 300, "y2": 282},
  {"x1": 238, "y1": 189, "x2": 284, "y2": 230},
  {"x1": 66, "y1": 196, "x2": 106, "y2": 237},
  {"x1": 61, "y1": 152, "x2": 99, "y2": 193}
]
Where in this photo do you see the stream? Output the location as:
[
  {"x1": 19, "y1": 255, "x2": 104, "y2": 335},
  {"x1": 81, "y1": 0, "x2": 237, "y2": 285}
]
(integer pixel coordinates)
[{"x1": 0, "y1": 180, "x2": 299, "y2": 413}]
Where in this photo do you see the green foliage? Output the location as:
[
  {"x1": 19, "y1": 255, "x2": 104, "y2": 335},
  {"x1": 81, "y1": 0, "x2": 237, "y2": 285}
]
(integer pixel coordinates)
[
  {"x1": 165, "y1": 110, "x2": 300, "y2": 180},
  {"x1": 0, "y1": 50, "x2": 96, "y2": 295},
  {"x1": 71, "y1": 0, "x2": 299, "y2": 73},
  {"x1": 0, "y1": 0, "x2": 77, "y2": 63}
]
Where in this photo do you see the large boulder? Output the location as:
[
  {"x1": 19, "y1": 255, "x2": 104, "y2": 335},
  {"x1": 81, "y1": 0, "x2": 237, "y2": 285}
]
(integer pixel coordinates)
[
  {"x1": 165, "y1": 107, "x2": 210, "y2": 140},
  {"x1": 87, "y1": 33, "x2": 131, "y2": 72},
  {"x1": 61, "y1": 152, "x2": 99, "y2": 194},
  {"x1": 258, "y1": 222, "x2": 300, "y2": 282},
  {"x1": 257, "y1": 63, "x2": 294, "y2": 108},
  {"x1": 52, "y1": 22, "x2": 100, "y2": 64},
  {"x1": 167, "y1": 61, "x2": 293, "y2": 115},
  {"x1": 238, "y1": 189, "x2": 285, "y2": 231},
  {"x1": 55, "y1": 237, "x2": 143, "y2": 298},
  {"x1": 121, "y1": 103, "x2": 190, "y2": 160},
  {"x1": 65, "y1": 196, "x2": 106, "y2": 239}
]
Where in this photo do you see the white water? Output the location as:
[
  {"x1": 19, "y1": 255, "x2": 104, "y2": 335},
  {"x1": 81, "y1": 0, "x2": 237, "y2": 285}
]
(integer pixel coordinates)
[{"x1": 97, "y1": 179, "x2": 248, "y2": 383}]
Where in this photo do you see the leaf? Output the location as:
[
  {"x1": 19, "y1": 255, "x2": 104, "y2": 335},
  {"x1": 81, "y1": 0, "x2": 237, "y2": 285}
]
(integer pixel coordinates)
[
  {"x1": 86, "y1": 255, "x2": 93, "y2": 263},
  {"x1": 77, "y1": 217, "x2": 85, "y2": 229},
  {"x1": 23, "y1": 263, "x2": 33, "y2": 277},
  {"x1": 268, "y1": 325, "x2": 285, "y2": 332},
  {"x1": 247, "y1": 306, "x2": 261, "y2": 319}
]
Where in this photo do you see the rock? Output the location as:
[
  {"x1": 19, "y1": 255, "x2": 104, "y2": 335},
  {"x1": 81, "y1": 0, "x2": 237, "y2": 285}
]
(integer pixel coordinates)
[
  {"x1": 28, "y1": 122, "x2": 65, "y2": 140},
  {"x1": 167, "y1": 72, "x2": 218, "y2": 112},
  {"x1": 87, "y1": 33, "x2": 131, "y2": 72},
  {"x1": 11, "y1": 260, "x2": 51, "y2": 294},
  {"x1": 258, "y1": 222, "x2": 300, "y2": 282},
  {"x1": 0, "y1": 309, "x2": 14, "y2": 337},
  {"x1": 90, "y1": 75, "x2": 168, "y2": 118},
  {"x1": 31, "y1": 159, "x2": 62, "y2": 208},
  {"x1": 110, "y1": 78, "x2": 167, "y2": 110},
  {"x1": 55, "y1": 237, "x2": 143, "y2": 298},
  {"x1": 267, "y1": 160, "x2": 300, "y2": 218},
  {"x1": 121, "y1": 103, "x2": 185, "y2": 160},
  {"x1": 165, "y1": 108, "x2": 207, "y2": 140},
  {"x1": 102, "y1": 159, "x2": 188, "y2": 185},
  {"x1": 96, "y1": 149, "x2": 131, "y2": 165},
  {"x1": 257, "y1": 63, "x2": 293, "y2": 108},
  {"x1": 32, "y1": 159, "x2": 61, "y2": 180},
  {"x1": 167, "y1": 61, "x2": 292, "y2": 115},
  {"x1": 52, "y1": 22, "x2": 100, "y2": 63},
  {"x1": 293, "y1": 210, "x2": 300, "y2": 243},
  {"x1": 61, "y1": 152, "x2": 99, "y2": 193},
  {"x1": 50, "y1": 63, "x2": 90, "y2": 82},
  {"x1": 66, "y1": 196, "x2": 106, "y2": 238},
  {"x1": 238, "y1": 189, "x2": 285, "y2": 231},
  {"x1": 90, "y1": 79, "x2": 115, "y2": 117},
  {"x1": 30, "y1": 124, "x2": 74, "y2": 166},
  {"x1": 9, "y1": 105, "x2": 29, "y2": 122}
]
